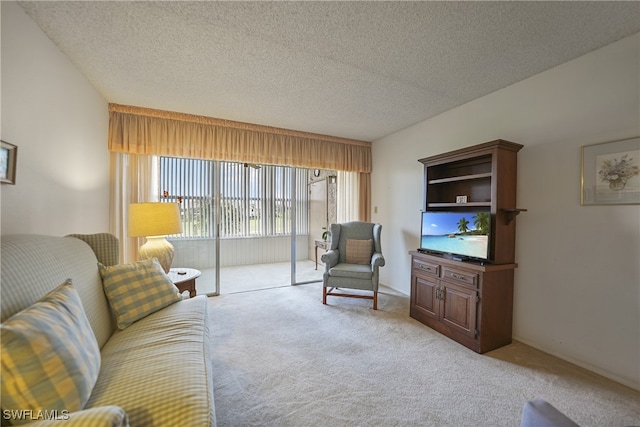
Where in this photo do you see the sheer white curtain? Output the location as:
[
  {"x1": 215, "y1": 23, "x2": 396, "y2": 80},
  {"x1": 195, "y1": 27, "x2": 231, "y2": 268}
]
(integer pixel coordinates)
[
  {"x1": 109, "y1": 153, "x2": 159, "y2": 263},
  {"x1": 336, "y1": 171, "x2": 360, "y2": 223}
]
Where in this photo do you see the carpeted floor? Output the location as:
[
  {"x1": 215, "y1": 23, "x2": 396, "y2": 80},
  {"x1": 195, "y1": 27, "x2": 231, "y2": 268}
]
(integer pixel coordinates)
[{"x1": 208, "y1": 283, "x2": 640, "y2": 426}]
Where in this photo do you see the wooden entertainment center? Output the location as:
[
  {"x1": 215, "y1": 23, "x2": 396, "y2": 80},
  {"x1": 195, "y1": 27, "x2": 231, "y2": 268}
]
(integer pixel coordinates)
[{"x1": 410, "y1": 140, "x2": 524, "y2": 353}]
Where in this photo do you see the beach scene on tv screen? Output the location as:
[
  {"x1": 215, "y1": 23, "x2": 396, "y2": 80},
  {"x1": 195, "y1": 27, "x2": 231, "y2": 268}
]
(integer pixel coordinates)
[{"x1": 421, "y1": 212, "x2": 489, "y2": 259}]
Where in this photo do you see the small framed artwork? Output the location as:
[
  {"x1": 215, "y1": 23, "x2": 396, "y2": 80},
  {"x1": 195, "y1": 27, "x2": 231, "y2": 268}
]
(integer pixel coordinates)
[
  {"x1": 581, "y1": 137, "x2": 640, "y2": 205},
  {"x1": 0, "y1": 140, "x2": 17, "y2": 185}
]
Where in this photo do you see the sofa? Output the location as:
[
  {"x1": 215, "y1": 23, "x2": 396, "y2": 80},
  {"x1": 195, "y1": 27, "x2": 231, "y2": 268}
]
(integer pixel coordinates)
[
  {"x1": 1, "y1": 234, "x2": 215, "y2": 426},
  {"x1": 520, "y1": 399, "x2": 579, "y2": 427}
]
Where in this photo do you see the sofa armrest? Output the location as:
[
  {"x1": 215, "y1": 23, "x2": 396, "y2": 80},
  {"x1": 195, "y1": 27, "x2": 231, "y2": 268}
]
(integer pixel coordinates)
[
  {"x1": 11, "y1": 406, "x2": 129, "y2": 427},
  {"x1": 520, "y1": 399, "x2": 578, "y2": 427}
]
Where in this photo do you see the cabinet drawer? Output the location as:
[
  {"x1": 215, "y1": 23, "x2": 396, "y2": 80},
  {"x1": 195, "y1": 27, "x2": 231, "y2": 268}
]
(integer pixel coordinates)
[
  {"x1": 412, "y1": 258, "x2": 440, "y2": 277},
  {"x1": 441, "y1": 266, "x2": 478, "y2": 288}
]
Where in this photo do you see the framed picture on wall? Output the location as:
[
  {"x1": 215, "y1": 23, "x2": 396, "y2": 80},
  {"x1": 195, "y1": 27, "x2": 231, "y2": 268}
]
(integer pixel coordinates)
[
  {"x1": 581, "y1": 137, "x2": 640, "y2": 205},
  {"x1": 0, "y1": 140, "x2": 17, "y2": 185}
]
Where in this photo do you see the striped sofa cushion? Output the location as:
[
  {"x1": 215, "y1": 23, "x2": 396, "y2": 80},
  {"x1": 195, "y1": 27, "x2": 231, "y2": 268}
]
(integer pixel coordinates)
[
  {"x1": 1, "y1": 281, "x2": 101, "y2": 425},
  {"x1": 85, "y1": 297, "x2": 215, "y2": 426},
  {"x1": 28, "y1": 405, "x2": 129, "y2": 427},
  {"x1": 99, "y1": 258, "x2": 181, "y2": 330}
]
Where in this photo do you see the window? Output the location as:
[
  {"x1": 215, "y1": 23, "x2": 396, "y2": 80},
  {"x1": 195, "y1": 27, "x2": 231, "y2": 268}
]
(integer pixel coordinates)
[{"x1": 160, "y1": 157, "x2": 308, "y2": 239}]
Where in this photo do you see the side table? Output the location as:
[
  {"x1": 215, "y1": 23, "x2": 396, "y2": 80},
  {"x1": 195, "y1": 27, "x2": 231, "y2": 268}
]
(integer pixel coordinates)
[
  {"x1": 314, "y1": 240, "x2": 330, "y2": 270},
  {"x1": 168, "y1": 268, "x2": 201, "y2": 298}
]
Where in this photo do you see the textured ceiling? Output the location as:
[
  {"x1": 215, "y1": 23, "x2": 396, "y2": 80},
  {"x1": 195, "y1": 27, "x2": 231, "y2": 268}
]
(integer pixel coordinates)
[{"x1": 18, "y1": 1, "x2": 640, "y2": 142}]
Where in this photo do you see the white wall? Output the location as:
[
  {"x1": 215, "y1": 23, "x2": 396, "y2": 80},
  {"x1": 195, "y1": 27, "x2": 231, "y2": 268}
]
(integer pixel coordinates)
[
  {"x1": 1, "y1": 2, "x2": 109, "y2": 235},
  {"x1": 372, "y1": 33, "x2": 640, "y2": 389}
]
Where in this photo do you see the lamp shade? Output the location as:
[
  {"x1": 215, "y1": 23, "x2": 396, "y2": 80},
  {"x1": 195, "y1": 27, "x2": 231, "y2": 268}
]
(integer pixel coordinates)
[{"x1": 128, "y1": 203, "x2": 183, "y2": 237}]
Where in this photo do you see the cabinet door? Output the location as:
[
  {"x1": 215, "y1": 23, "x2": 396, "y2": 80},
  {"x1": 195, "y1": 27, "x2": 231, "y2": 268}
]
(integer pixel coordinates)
[
  {"x1": 411, "y1": 274, "x2": 438, "y2": 320},
  {"x1": 440, "y1": 282, "x2": 477, "y2": 338}
]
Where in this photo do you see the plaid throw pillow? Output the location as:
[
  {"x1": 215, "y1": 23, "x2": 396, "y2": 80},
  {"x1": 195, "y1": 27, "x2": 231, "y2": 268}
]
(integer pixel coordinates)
[
  {"x1": 99, "y1": 258, "x2": 181, "y2": 330},
  {"x1": 1, "y1": 281, "x2": 101, "y2": 425},
  {"x1": 345, "y1": 239, "x2": 373, "y2": 265}
]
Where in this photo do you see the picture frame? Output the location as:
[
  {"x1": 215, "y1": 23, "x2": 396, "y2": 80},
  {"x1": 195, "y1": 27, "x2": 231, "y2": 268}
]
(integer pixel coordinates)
[
  {"x1": 0, "y1": 140, "x2": 17, "y2": 185},
  {"x1": 581, "y1": 137, "x2": 640, "y2": 205}
]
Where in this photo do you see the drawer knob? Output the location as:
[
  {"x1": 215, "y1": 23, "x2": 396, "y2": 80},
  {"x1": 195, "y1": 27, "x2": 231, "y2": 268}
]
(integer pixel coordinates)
[{"x1": 451, "y1": 273, "x2": 466, "y2": 281}]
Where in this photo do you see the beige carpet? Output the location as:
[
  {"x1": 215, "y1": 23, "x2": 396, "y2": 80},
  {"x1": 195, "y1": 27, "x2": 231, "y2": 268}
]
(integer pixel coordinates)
[
  {"x1": 196, "y1": 260, "x2": 324, "y2": 295},
  {"x1": 208, "y1": 283, "x2": 640, "y2": 426}
]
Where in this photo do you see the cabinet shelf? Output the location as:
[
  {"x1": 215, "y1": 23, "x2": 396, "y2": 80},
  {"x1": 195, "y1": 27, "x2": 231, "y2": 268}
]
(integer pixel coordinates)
[
  {"x1": 428, "y1": 202, "x2": 491, "y2": 208},
  {"x1": 428, "y1": 172, "x2": 492, "y2": 185}
]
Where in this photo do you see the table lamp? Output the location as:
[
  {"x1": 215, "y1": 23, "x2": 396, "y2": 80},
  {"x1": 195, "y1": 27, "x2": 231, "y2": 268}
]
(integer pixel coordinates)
[{"x1": 128, "y1": 202, "x2": 183, "y2": 273}]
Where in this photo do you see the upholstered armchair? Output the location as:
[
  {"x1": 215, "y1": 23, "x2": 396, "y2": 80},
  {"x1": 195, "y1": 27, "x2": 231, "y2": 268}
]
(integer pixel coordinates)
[{"x1": 321, "y1": 221, "x2": 385, "y2": 309}]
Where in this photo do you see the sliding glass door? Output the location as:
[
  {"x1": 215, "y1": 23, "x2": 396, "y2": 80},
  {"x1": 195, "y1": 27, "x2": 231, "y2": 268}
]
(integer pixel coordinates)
[
  {"x1": 160, "y1": 157, "x2": 220, "y2": 295},
  {"x1": 290, "y1": 167, "x2": 325, "y2": 286},
  {"x1": 294, "y1": 176, "x2": 328, "y2": 285},
  {"x1": 161, "y1": 157, "x2": 319, "y2": 294}
]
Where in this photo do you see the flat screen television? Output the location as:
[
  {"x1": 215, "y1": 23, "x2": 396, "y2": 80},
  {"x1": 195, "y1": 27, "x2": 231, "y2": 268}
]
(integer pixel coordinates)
[{"x1": 419, "y1": 211, "x2": 491, "y2": 262}]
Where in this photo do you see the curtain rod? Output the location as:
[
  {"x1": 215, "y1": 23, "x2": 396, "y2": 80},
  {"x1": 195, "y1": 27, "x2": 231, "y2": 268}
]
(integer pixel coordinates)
[{"x1": 109, "y1": 103, "x2": 371, "y2": 147}]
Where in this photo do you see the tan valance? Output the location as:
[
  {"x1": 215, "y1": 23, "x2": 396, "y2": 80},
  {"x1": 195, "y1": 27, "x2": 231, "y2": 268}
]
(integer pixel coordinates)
[{"x1": 108, "y1": 104, "x2": 371, "y2": 173}]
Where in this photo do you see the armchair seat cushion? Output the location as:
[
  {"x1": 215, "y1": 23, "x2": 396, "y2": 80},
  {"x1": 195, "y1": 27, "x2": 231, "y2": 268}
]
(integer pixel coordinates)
[{"x1": 329, "y1": 263, "x2": 373, "y2": 280}]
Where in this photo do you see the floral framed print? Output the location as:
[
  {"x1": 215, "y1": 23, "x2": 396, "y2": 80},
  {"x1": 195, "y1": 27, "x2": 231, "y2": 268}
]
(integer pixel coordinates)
[
  {"x1": 0, "y1": 140, "x2": 17, "y2": 185},
  {"x1": 581, "y1": 137, "x2": 640, "y2": 205}
]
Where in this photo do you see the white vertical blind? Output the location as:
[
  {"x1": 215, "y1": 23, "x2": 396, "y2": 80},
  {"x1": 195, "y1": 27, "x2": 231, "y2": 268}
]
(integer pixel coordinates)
[
  {"x1": 160, "y1": 157, "x2": 214, "y2": 238},
  {"x1": 160, "y1": 158, "x2": 308, "y2": 238}
]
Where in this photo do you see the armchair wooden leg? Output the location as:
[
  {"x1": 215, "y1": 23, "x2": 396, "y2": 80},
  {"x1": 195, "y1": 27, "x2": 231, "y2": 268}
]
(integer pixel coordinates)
[
  {"x1": 323, "y1": 286, "x2": 327, "y2": 305},
  {"x1": 373, "y1": 291, "x2": 378, "y2": 310}
]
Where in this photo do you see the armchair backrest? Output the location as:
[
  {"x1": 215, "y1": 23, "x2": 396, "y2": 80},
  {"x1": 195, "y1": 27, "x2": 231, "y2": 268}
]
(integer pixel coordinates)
[{"x1": 329, "y1": 221, "x2": 382, "y2": 264}]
